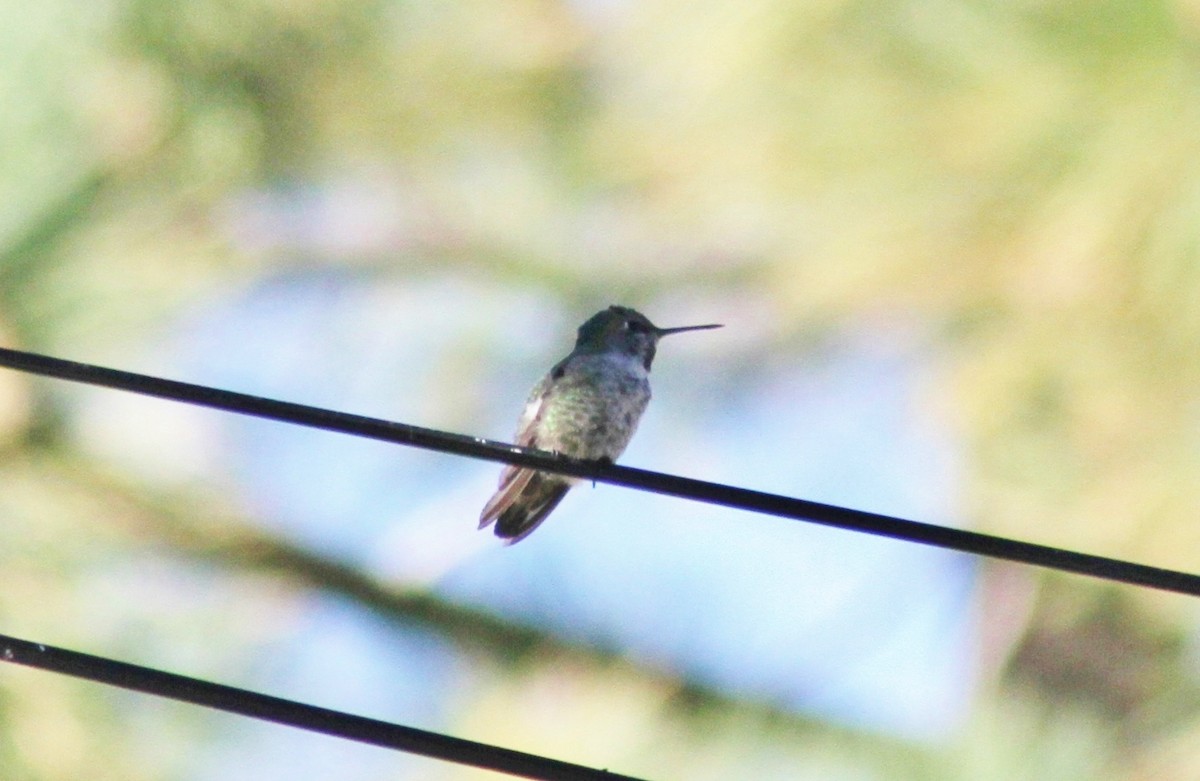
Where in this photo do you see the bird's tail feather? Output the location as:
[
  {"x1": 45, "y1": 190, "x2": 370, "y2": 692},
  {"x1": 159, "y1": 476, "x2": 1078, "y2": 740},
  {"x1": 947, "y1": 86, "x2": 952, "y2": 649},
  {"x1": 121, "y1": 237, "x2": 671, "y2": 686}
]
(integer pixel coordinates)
[
  {"x1": 479, "y1": 467, "x2": 535, "y2": 529},
  {"x1": 493, "y1": 474, "x2": 570, "y2": 544}
]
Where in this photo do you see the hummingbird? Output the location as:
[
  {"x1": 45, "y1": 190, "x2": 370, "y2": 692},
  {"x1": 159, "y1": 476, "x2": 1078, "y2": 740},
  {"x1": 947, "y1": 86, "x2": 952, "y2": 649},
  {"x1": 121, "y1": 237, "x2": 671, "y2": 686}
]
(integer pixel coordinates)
[{"x1": 479, "y1": 305, "x2": 722, "y2": 544}]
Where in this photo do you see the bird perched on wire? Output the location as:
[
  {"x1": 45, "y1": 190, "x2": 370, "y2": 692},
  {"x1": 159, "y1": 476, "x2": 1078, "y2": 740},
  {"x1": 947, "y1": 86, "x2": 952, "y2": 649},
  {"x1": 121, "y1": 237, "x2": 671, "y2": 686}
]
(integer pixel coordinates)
[{"x1": 479, "y1": 305, "x2": 722, "y2": 543}]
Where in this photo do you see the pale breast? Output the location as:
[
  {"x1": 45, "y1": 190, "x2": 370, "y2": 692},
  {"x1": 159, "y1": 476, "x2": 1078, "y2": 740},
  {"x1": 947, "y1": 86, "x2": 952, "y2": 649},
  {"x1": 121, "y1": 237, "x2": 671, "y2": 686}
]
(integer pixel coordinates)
[{"x1": 539, "y1": 353, "x2": 651, "y2": 460}]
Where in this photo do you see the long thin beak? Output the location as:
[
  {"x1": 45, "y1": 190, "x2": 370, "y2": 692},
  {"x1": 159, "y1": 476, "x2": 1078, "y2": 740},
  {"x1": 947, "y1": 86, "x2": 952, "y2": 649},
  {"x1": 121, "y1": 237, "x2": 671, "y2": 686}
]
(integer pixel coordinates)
[{"x1": 656, "y1": 322, "x2": 723, "y2": 336}]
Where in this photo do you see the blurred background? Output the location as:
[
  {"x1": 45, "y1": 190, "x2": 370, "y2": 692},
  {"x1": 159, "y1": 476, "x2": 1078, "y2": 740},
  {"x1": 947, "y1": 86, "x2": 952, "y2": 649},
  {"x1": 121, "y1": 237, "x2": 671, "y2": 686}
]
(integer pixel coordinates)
[{"x1": 4, "y1": 0, "x2": 1200, "y2": 778}]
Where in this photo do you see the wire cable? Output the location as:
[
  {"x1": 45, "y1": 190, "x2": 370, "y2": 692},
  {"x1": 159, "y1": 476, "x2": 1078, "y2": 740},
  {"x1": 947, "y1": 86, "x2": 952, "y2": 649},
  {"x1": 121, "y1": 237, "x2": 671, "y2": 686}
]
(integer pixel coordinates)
[
  {"x1": 1, "y1": 346, "x2": 1199, "y2": 597},
  {"x1": 0, "y1": 633, "x2": 645, "y2": 781}
]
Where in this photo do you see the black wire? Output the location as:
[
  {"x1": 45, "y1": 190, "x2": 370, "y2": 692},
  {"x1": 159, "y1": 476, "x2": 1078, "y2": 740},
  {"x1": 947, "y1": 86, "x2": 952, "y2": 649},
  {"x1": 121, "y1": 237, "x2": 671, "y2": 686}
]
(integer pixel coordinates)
[
  {"x1": 1, "y1": 346, "x2": 1199, "y2": 597},
  {"x1": 0, "y1": 633, "x2": 645, "y2": 781}
]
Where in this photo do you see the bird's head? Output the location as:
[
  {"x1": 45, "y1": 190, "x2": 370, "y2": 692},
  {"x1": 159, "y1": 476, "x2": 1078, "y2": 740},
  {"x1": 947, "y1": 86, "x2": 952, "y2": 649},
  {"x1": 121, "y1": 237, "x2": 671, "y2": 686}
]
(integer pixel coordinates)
[{"x1": 574, "y1": 305, "x2": 722, "y2": 370}]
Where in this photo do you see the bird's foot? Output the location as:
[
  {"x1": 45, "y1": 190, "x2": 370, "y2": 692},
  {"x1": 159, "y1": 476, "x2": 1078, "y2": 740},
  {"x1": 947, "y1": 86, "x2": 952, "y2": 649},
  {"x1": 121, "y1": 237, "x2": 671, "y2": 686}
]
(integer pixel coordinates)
[{"x1": 592, "y1": 456, "x2": 614, "y2": 487}]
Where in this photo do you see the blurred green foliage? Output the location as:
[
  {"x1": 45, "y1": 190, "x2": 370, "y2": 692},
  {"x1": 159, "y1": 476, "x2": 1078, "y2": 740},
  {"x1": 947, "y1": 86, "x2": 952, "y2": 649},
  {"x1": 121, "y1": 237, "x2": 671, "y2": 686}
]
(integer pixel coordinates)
[{"x1": 5, "y1": 0, "x2": 1200, "y2": 778}]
